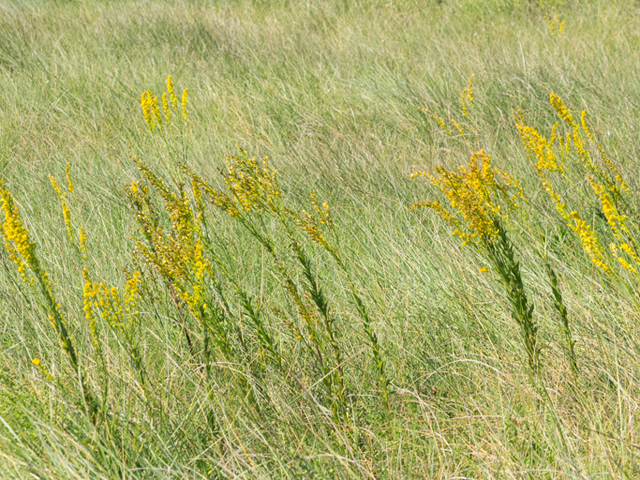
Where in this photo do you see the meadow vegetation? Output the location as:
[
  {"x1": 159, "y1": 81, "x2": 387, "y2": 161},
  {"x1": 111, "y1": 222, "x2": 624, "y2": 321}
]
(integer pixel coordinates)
[{"x1": 2, "y1": 0, "x2": 640, "y2": 478}]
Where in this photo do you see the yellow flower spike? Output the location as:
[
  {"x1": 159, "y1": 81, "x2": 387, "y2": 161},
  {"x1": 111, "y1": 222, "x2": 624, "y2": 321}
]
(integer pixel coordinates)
[
  {"x1": 151, "y1": 94, "x2": 162, "y2": 127},
  {"x1": 419, "y1": 107, "x2": 452, "y2": 135},
  {"x1": 550, "y1": 94, "x2": 576, "y2": 128},
  {"x1": 61, "y1": 202, "x2": 75, "y2": 240},
  {"x1": 140, "y1": 90, "x2": 155, "y2": 131},
  {"x1": 413, "y1": 150, "x2": 521, "y2": 245},
  {"x1": 569, "y1": 211, "x2": 611, "y2": 274},
  {"x1": 588, "y1": 175, "x2": 628, "y2": 241},
  {"x1": 545, "y1": 15, "x2": 565, "y2": 37},
  {"x1": 79, "y1": 226, "x2": 87, "y2": 256},
  {"x1": 181, "y1": 89, "x2": 188, "y2": 121},
  {"x1": 49, "y1": 175, "x2": 64, "y2": 199},
  {"x1": 167, "y1": 75, "x2": 178, "y2": 110},
  {"x1": 1, "y1": 182, "x2": 79, "y2": 364},
  {"x1": 82, "y1": 271, "x2": 100, "y2": 348},
  {"x1": 541, "y1": 173, "x2": 570, "y2": 221},
  {"x1": 32, "y1": 358, "x2": 40, "y2": 366},
  {"x1": 620, "y1": 243, "x2": 639, "y2": 263},
  {"x1": 611, "y1": 243, "x2": 638, "y2": 276},
  {"x1": 618, "y1": 256, "x2": 637, "y2": 275},
  {"x1": 65, "y1": 163, "x2": 74, "y2": 195},
  {"x1": 166, "y1": 75, "x2": 173, "y2": 95},
  {"x1": 0, "y1": 181, "x2": 38, "y2": 284},
  {"x1": 451, "y1": 118, "x2": 465, "y2": 136},
  {"x1": 548, "y1": 96, "x2": 611, "y2": 181},
  {"x1": 516, "y1": 114, "x2": 564, "y2": 174}
]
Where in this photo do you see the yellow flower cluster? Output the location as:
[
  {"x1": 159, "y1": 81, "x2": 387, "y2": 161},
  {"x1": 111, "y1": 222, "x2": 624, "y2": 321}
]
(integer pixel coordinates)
[
  {"x1": 181, "y1": 89, "x2": 188, "y2": 122},
  {"x1": 141, "y1": 90, "x2": 162, "y2": 132},
  {"x1": 609, "y1": 243, "x2": 640, "y2": 276},
  {"x1": 127, "y1": 157, "x2": 210, "y2": 315},
  {"x1": 588, "y1": 175, "x2": 628, "y2": 241},
  {"x1": 199, "y1": 151, "x2": 283, "y2": 218},
  {"x1": 568, "y1": 211, "x2": 610, "y2": 274},
  {"x1": 546, "y1": 14, "x2": 565, "y2": 37},
  {"x1": 549, "y1": 95, "x2": 621, "y2": 194},
  {"x1": 140, "y1": 75, "x2": 188, "y2": 133},
  {"x1": 549, "y1": 94, "x2": 575, "y2": 127},
  {"x1": 411, "y1": 150, "x2": 522, "y2": 245},
  {"x1": 83, "y1": 268, "x2": 142, "y2": 346},
  {"x1": 65, "y1": 162, "x2": 75, "y2": 195},
  {"x1": 516, "y1": 114, "x2": 564, "y2": 174},
  {"x1": 518, "y1": 94, "x2": 634, "y2": 277},
  {"x1": 0, "y1": 181, "x2": 38, "y2": 284}
]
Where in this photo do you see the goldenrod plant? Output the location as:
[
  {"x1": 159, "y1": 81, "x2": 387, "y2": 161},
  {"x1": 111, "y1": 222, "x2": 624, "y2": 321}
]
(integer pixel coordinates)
[
  {"x1": 412, "y1": 150, "x2": 540, "y2": 372},
  {"x1": 0, "y1": 180, "x2": 99, "y2": 419},
  {"x1": 189, "y1": 151, "x2": 352, "y2": 412},
  {"x1": 517, "y1": 95, "x2": 638, "y2": 281}
]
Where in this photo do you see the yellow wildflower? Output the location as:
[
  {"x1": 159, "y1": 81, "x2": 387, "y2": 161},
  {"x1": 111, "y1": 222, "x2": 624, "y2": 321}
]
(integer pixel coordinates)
[
  {"x1": 419, "y1": 107, "x2": 452, "y2": 135},
  {"x1": 181, "y1": 88, "x2": 188, "y2": 121},
  {"x1": 610, "y1": 243, "x2": 638, "y2": 276},
  {"x1": 0, "y1": 181, "x2": 38, "y2": 284},
  {"x1": 588, "y1": 175, "x2": 628, "y2": 240},
  {"x1": 451, "y1": 118, "x2": 465, "y2": 136},
  {"x1": 461, "y1": 74, "x2": 475, "y2": 120},
  {"x1": 65, "y1": 163, "x2": 74, "y2": 195},
  {"x1": 515, "y1": 115, "x2": 564, "y2": 174},
  {"x1": 569, "y1": 211, "x2": 610, "y2": 274},
  {"x1": 167, "y1": 75, "x2": 178, "y2": 110},
  {"x1": 412, "y1": 149, "x2": 522, "y2": 245},
  {"x1": 550, "y1": 94, "x2": 576, "y2": 128}
]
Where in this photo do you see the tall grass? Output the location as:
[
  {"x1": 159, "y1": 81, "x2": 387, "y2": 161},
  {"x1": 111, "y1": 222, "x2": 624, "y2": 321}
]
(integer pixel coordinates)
[{"x1": 2, "y1": 0, "x2": 640, "y2": 478}]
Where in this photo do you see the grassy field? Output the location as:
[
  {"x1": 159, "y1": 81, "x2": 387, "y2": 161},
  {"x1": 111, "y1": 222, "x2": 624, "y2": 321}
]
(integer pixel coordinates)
[{"x1": 2, "y1": 0, "x2": 640, "y2": 478}]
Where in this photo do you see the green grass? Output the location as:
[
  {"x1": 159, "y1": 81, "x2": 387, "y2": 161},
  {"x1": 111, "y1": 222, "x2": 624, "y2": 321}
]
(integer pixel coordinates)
[{"x1": 2, "y1": 0, "x2": 640, "y2": 478}]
